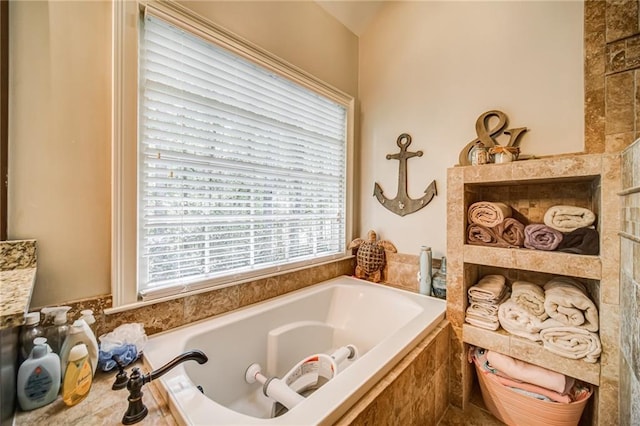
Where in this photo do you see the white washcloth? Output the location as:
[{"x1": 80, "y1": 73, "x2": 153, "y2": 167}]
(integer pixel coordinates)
[
  {"x1": 543, "y1": 205, "x2": 596, "y2": 233},
  {"x1": 512, "y1": 281, "x2": 548, "y2": 321},
  {"x1": 540, "y1": 327, "x2": 602, "y2": 363},
  {"x1": 544, "y1": 277, "x2": 599, "y2": 332}
]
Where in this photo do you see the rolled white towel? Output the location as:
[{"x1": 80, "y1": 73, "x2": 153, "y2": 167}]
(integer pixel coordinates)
[
  {"x1": 540, "y1": 327, "x2": 602, "y2": 363},
  {"x1": 511, "y1": 281, "x2": 548, "y2": 321},
  {"x1": 543, "y1": 277, "x2": 599, "y2": 332},
  {"x1": 543, "y1": 205, "x2": 596, "y2": 233}
]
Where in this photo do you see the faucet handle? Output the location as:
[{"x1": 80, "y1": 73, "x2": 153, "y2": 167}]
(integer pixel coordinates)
[{"x1": 111, "y1": 355, "x2": 129, "y2": 390}]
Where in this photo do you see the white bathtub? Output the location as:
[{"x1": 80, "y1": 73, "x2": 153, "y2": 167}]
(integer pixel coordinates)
[{"x1": 143, "y1": 275, "x2": 446, "y2": 425}]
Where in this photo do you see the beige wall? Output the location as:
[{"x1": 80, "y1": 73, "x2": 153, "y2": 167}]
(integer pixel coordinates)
[
  {"x1": 8, "y1": 0, "x2": 359, "y2": 307},
  {"x1": 358, "y1": 1, "x2": 584, "y2": 258},
  {"x1": 8, "y1": 1, "x2": 112, "y2": 308}
]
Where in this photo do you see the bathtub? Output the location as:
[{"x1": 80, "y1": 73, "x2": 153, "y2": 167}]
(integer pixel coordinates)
[{"x1": 143, "y1": 275, "x2": 446, "y2": 425}]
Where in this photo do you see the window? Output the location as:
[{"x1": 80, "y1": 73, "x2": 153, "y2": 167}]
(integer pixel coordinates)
[{"x1": 113, "y1": 2, "x2": 354, "y2": 305}]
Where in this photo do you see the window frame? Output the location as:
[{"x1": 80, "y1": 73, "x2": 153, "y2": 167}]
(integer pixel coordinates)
[{"x1": 111, "y1": 0, "x2": 355, "y2": 308}]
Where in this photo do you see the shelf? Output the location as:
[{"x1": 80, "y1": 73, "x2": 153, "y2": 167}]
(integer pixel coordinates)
[
  {"x1": 459, "y1": 154, "x2": 602, "y2": 186},
  {"x1": 463, "y1": 245, "x2": 601, "y2": 280},
  {"x1": 462, "y1": 324, "x2": 600, "y2": 386}
]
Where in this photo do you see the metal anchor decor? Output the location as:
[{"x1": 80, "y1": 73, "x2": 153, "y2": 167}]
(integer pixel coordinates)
[{"x1": 373, "y1": 133, "x2": 437, "y2": 217}]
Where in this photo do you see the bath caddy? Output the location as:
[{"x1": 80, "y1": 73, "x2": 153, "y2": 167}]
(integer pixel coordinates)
[{"x1": 473, "y1": 357, "x2": 592, "y2": 426}]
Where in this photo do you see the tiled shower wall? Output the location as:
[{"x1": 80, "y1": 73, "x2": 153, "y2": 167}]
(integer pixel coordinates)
[
  {"x1": 584, "y1": 1, "x2": 640, "y2": 423},
  {"x1": 620, "y1": 139, "x2": 640, "y2": 426}
]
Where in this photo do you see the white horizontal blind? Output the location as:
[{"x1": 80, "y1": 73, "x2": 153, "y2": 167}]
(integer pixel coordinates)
[{"x1": 138, "y1": 14, "x2": 348, "y2": 299}]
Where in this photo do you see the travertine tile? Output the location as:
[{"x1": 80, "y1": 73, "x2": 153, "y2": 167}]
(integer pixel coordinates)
[
  {"x1": 606, "y1": 71, "x2": 635, "y2": 134},
  {"x1": 104, "y1": 298, "x2": 186, "y2": 336},
  {"x1": 599, "y1": 302, "x2": 620, "y2": 379},
  {"x1": 605, "y1": 0, "x2": 639, "y2": 43},
  {"x1": 584, "y1": 0, "x2": 606, "y2": 154},
  {"x1": 237, "y1": 277, "x2": 280, "y2": 307},
  {"x1": 606, "y1": 132, "x2": 636, "y2": 152},
  {"x1": 185, "y1": 284, "x2": 239, "y2": 321},
  {"x1": 598, "y1": 375, "x2": 620, "y2": 425}
]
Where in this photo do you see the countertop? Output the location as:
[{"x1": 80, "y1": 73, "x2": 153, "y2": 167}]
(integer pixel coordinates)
[
  {"x1": 1, "y1": 240, "x2": 37, "y2": 329},
  {"x1": 13, "y1": 358, "x2": 176, "y2": 425}
]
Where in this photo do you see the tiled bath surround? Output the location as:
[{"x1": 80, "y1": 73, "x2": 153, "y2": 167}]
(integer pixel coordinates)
[
  {"x1": 620, "y1": 139, "x2": 640, "y2": 426},
  {"x1": 336, "y1": 321, "x2": 450, "y2": 426}
]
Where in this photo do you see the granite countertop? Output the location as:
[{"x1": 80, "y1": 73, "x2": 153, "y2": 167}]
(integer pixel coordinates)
[
  {"x1": 14, "y1": 358, "x2": 176, "y2": 425},
  {"x1": 1, "y1": 240, "x2": 38, "y2": 329},
  {"x1": 0, "y1": 267, "x2": 37, "y2": 329}
]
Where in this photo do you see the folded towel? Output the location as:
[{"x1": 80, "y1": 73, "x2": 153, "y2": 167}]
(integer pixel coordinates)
[
  {"x1": 467, "y1": 300, "x2": 501, "y2": 317},
  {"x1": 557, "y1": 227, "x2": 600, "y2": 255},
  {"x1": 464, "y1": 314, "x2": 500, "y2": 331},
  {"x1": 524, "y1": 224, "x2": 564, "y2": 251},
  {"x1": 544, "y1": 277, "x2": 599, "y2": 332},
  {"x1": 540, "y1": 327, "x2": 602, "y2": 363},
  {"x1": 468, "y1": 201, "x2": 513, "y2": 228},
  {"x1": 468, "y1": 275, "x2": 507, "y2": 302},
  {"x1": 543, "y1": 205, "x2": 596, "y2": 233},
  {"x1": 493, "y1": 218, "x2": 525, "y2": 247},
  {"x1": 498, "y1": 300, "x2": 545, "y2": 341},
  {"x1": 511, "y1": 281, "x2": 548, "y2": 320},
  {"x1": 486, "y1": 350, "x2": 574, "y2": 394},
  {"x1": 472, "y1": 348, "x2": 573, "y2": 403}
]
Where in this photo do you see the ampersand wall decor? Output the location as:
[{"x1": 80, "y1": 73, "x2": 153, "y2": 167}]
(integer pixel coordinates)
[
  {"x1": 373, "y1": 133, "x2": 437, "y2": 217},
  {"x1": 458, "y1": 110, "x2": 528, "y2": 166}
]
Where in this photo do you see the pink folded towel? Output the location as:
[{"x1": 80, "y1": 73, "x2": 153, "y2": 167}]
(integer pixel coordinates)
[{"x1": 486, "y1": 350, "x2": 574, "y2": 394}]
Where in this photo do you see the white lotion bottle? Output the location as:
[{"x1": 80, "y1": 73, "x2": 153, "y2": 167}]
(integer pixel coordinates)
[
  {"x1": 419, "y1": 246, "x2": 433, "y2": 296},
  {"x1": 17, "y1": 338, "x2": 61, "y2": 411}
]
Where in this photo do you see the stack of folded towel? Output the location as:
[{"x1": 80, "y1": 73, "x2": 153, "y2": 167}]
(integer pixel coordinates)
[
  {"x1": 541, "y1": 205, "x2": 599, "y2": 255},
  {"x1": 471, "y1": 347, "x2": 591, "y2": 403},
  {"x1": 467, "y1": 201, "x2": 525, "y2": 248},
  {"x1": 541, "y1": 277, "x2": 601, "y2": 363},
  {"x1": 496, "y1": 276, "x2": 602, "y2": 363},
  {"x1": 465, "y1": 275, "x2": 509, "y2": 330}
]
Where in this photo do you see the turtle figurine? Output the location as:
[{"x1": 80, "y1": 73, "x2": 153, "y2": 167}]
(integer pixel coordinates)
[{"x1": 348, "y1": 230, "x2": 397, "y2": 283}]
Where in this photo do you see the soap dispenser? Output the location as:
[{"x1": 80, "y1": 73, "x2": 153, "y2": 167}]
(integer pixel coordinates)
[
  {"x1": 41, "y1": 306, "x2": 71, "y2": 355},
  {"x1": 19, "y1": 312, "x2": 45, "y2": 362},
  {"x1": 432, "y1": 256, "x2": 447, "y2": 299},
  {"x1": 17, "y1": 337, "x2": 61, "y2": 411}
]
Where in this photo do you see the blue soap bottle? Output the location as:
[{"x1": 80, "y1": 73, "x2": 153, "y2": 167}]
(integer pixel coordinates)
[{"x1": 17, "y1": 337, "x2": 61, "y2": 410}]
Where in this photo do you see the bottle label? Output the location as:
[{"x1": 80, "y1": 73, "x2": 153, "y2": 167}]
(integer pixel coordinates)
[
  {"x1": 25, "y1": 365, "x2": 52, "y2": 401},
  {"x1": 75, "y1": 359, "x2": 93, "y2": 395}
]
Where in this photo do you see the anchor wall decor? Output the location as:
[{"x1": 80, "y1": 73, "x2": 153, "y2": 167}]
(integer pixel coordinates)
[
  {"x1": 458, "y1": 110, "x2": 528, "y2": 166},
  {"x1": 373, "y1": 133, "x2": 437, "y2": 217}
]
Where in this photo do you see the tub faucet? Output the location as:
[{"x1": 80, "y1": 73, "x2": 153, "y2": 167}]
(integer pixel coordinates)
[{"x1": 121, "y1": 349, "x2": 208, "y2": 425}]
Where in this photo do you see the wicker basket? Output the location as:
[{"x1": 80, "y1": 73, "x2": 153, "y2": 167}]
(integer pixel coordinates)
[{"x1": 473, "y1": 357, "x2": 592, "y2": 426}]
